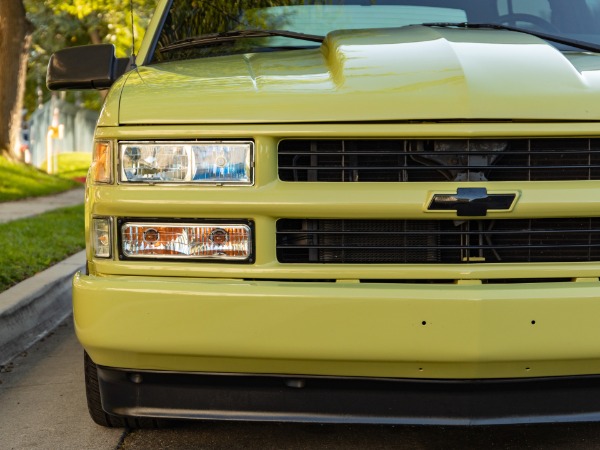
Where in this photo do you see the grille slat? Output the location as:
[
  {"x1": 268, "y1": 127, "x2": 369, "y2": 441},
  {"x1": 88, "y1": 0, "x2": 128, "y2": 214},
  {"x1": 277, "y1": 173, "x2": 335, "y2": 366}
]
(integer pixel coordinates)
[
  {"x1": 278, "y1": 139, "x2": 600, "y2": 182},
  {"x1": 276, "y1": 219, "x2": 600, "y2": 264}
]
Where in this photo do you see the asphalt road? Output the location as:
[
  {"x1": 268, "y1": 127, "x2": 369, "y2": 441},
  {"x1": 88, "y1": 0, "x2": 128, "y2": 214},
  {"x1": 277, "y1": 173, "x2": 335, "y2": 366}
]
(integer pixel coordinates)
[{"x1": 3, "y1": 320, "x2": 600, "y2": 449}]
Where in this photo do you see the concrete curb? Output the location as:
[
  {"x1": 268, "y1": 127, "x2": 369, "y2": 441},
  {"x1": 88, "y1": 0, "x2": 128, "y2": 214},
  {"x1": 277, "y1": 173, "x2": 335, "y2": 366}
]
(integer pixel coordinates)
[{"x1": 0, "y1": 250, "x2": 86, "y2": 366}]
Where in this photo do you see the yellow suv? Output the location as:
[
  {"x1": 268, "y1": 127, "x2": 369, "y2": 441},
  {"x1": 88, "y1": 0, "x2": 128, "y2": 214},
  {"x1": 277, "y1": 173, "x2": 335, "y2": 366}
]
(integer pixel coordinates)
[{"x1": 48, "y1": 0, "x2": 600, "y2": 427}]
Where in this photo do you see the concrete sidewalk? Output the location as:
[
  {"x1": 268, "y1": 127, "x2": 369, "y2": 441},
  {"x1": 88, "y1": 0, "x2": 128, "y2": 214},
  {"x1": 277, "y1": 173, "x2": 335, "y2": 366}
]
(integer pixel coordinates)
[
  {"x1": 0, "y1": 188, "x2": 86, "y2": 366},
  {"x1": 0, "y1": 187, "x2": 85, "y2": 223}
]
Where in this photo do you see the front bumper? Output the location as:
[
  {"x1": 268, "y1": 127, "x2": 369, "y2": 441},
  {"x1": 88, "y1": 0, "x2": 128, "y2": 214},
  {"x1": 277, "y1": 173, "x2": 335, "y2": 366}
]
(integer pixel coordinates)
[
  {"x1": 74, "y1": 273, "x2": 600, "y2": 379},
  {"x1": 97, "y1": 368, "x2": 600, "y2": 425}
]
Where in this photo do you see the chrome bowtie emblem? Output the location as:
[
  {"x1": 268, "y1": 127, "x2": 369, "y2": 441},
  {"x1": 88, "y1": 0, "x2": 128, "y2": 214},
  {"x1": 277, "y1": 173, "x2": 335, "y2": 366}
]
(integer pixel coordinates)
[{"x1": 428, "y1": 188, "x2": 516, "y2": 217}]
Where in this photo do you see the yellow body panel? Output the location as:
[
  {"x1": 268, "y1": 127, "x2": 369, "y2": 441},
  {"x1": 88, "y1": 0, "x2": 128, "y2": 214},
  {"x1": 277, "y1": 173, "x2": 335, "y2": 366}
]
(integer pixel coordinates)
[
  {"x1": 119, "y1": 27, "x2": 600, "y2": 124},
  {"x1": 74, "y1": 274, "x2": 600, "y2": 379},
  {"x1": 77, "y1": 122, "x2": 600, "y2": 379},
  {"x1": 76, "y1": 6, "x2": 600, "y2": 385}
]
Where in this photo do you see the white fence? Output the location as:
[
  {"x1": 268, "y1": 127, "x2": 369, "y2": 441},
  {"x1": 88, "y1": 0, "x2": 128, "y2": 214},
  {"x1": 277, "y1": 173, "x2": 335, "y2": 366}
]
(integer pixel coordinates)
[{"x1": 28, "y1": 97, "x2": 98, "y2": 168}]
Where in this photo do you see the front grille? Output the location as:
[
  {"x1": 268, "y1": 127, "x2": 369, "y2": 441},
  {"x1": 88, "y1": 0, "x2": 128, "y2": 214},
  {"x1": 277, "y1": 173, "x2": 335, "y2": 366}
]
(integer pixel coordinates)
[
  {"x1": 276, "y1": 219, "x2": 600, "y2": 264},
  {"x1": 278, "y1": 139, "x2": 600, "y2": 182}
]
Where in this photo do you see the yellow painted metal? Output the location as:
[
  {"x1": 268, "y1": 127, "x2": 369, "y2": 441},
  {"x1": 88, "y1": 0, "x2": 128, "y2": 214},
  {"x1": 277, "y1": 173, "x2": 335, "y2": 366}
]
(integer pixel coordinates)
[
  {"x1": 89, "y1": 181, "x2": 600, "y2": 220},
  {"x1": 85, "y1": 122, "x2": 600, "y2": 281},
  {"x1": 118, "y1": 27, "x2": 600, "y2": 125},
  {"x1": 84, "y1": 174, "x2": 600, "y2": 280},
  {"x1": 134, "y1": 0, "x2": 169, "y2": 66},
  {"x1": 74, "y1": 273, "x2": 600, "y2": 379},
  {"x1": 97, "y1": 75, "x2": 130, "y2": 127},
  {"x1": 94, "y1": 123, "x2": 600, "y2": 139},
  {"x1": 82, "y1": 11, "x2": 600, "y2": 384}
]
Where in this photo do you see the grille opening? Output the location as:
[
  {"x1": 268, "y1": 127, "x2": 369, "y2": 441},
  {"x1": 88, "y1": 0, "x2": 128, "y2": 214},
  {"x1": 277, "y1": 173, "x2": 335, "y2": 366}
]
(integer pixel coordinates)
[
  {"x1": 276, "y1": 219, "x2": 600, "y2": 264},
  {"x1": 278, "y1": 139, "x2": 600, "y2": 182}
]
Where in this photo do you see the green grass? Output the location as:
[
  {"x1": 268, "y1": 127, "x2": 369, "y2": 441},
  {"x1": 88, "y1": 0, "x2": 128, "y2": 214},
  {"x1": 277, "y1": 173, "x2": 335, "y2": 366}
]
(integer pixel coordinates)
[
  {"x1": 0, "y1": 157, "x2": 78, "y2": 202},
  {"x1": 0, "y1": 204, "x2": 85, "y2": 292},
  {"x1": 55, "y1": 152, "x2": 92, "y2": 181},
  {"x1": 0, "y1": 153, "x2": 91, "y2": 203},
  {"x1": 0, "y1": 153, "x2": 90, "y2": 291}
]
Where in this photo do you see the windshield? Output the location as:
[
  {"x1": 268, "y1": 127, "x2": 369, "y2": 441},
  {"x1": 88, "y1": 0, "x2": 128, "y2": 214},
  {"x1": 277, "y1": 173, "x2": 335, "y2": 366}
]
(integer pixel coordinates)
[{"x1": 151, "y1": 0, "x2": 600, "y2": 63}]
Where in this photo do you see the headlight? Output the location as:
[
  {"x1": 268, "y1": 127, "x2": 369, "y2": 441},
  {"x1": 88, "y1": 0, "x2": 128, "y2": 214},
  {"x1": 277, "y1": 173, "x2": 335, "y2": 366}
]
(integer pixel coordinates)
[
  {"x1": 120, "y1": 141, "x2": 253, "y2": 184},
  {"x1": 120, "y1": 222, "x2": 253, "y2": 261}
]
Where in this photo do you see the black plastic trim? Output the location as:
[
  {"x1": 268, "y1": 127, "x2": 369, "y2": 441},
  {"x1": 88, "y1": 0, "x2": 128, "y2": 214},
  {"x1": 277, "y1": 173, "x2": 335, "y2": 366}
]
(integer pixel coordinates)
[
  {"x1": 144, "y1": 0, "x2": 175, "y2": 66},
  {"x1": 96, "y1": 367, "x2": 600, "y2": 425},
  {"x1": 47, "y1": 44, "x2": 119, "y2": 91}
]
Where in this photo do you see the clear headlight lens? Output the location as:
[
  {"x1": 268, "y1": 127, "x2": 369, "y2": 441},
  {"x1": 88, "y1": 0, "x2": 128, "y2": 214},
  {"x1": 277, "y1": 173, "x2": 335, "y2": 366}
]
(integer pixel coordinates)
[
  {"x1": 120, "y1": 141, "x2": 253, "y2": 184},
  {"x1": 92, "y1": 217, "x2": 112, "y2": 258},
  {"x1": 121, "y1": 222, "x2": 252, "y2": 261}
]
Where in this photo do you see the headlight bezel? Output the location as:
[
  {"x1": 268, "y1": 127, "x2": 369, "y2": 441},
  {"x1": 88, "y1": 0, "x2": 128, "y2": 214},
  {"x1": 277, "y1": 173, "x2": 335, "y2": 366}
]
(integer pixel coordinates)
[{"x1": 118, "y1": 140, "x2": 255, "y2": 185}]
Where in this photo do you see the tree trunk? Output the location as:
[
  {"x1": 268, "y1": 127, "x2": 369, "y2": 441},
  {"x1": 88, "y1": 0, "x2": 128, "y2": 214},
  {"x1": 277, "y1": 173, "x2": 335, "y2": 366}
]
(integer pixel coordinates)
[
  {"x1": 0, "y1": 0, "x2": 33, "y2": 160},
  {"x1": 88, "y1": 26, "x2": 102, "y2": 45}
]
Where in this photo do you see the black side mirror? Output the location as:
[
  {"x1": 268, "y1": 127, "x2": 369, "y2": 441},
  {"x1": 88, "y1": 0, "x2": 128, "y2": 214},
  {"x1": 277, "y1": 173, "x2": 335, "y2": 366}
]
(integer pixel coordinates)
[{"x1": 47, "y1": 44, "x2": 131, "y2": 91}]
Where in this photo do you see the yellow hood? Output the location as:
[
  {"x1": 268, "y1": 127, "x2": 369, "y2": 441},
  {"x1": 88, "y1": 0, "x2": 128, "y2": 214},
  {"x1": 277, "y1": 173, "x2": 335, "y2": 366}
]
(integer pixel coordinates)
[{"x1": 117, "y1": 26, "x2": 600, "y2": 124}]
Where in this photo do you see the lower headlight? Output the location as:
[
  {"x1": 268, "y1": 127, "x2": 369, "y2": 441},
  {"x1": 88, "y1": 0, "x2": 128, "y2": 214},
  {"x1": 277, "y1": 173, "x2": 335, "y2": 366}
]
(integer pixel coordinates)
[{"x1": 121, "y1": 222, "x2": 253, "y2": 261}]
